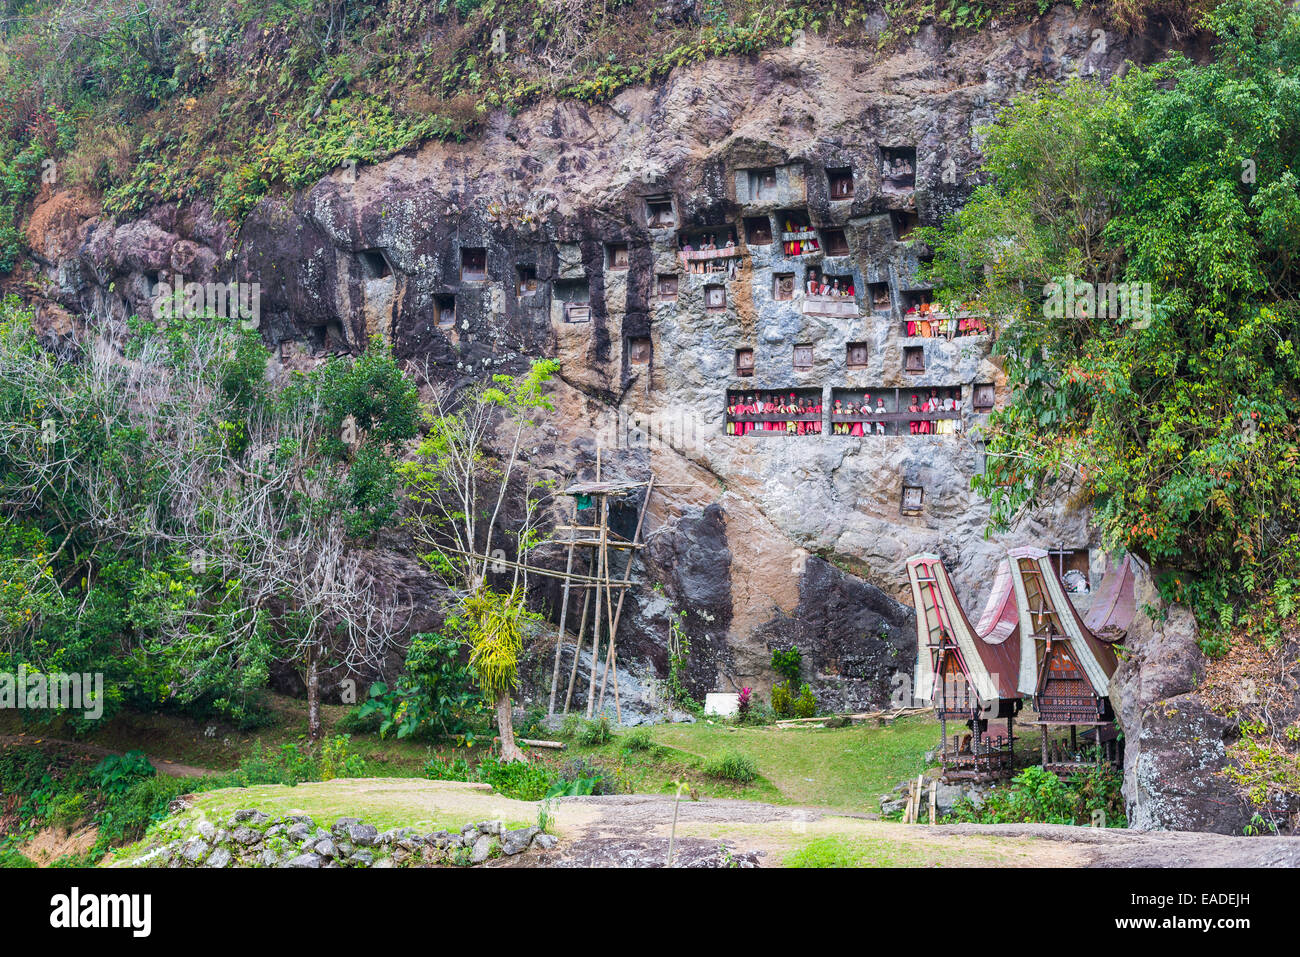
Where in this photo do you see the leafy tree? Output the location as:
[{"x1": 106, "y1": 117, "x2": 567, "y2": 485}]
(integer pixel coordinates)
[
  {"x1": 398, "y1": 359, "x2": 559, "y2": 760},
  {"x1": 0, "y1": 299, "x2": 418, "y2": 736},
  {"x1": 922, "y1": 0, "x2": 1300, "y2": 645}
]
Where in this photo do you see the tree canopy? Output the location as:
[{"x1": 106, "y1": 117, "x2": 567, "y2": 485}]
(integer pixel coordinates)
[{"x1": 923, "y1": 0, "x2": 1300, "y2": 648}]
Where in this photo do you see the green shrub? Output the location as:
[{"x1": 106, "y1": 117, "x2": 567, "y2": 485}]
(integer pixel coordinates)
[
  {"x1": 793, "y1": 683, "x2": 817, "y2": 719},
  {"x1": 92, "y1": 774, "x2": 195, "y2": 853},
  {"x1": 45, "y1": 791, "x2": 88, "y2": 829},
  {"x1": 574, "y1": 716, "x2": 612, "y2": 747},
  {"x1": 475, "y1": 755, "x2": 556, "y2": 801},
  {"x1": 90, "y1": 750, "x2": 156, "y2": 796},
  {"x1": 517, "y1": 705, "x2": 551, "y2": 740},
  {"x1": 350, "y1": 633, "x2": 482, "y2": 740},
  {"x1": 620, "y1": 727, "x2": 656, "y2": 753},
  {"x1": 544, "y1": 770, "x2": 600, "y2": 798},
  {"x1": 739, "y1": 698, "x2": 774, "y2": 726},
  {"x1": 423, "y1": 753, "x2": 473, "y2": 782},
  {"x1": 771, "y1": 681, "x2": 793, "y2": 718},
  {"x1": 770, "y1": 647, "x2": 803, "y2": 685},
  {"x1": 0, "y1": 846, "x2": 36, "y2": 868},
  {"x1": 557, "y1": 714, "x2": 585, "y2": 740},
  {"x1": 555, "y1": 757, "x2": 618, "y2": 795},
  {"x1": 704, "y1": 749, "x2": 758, "y2": 784},
  {"x1": 945, "y1": 764, "x2": 1125, "y2": 827},
  {"x1": 318, "y1": 734, "x2": 367, "y2": 781}
]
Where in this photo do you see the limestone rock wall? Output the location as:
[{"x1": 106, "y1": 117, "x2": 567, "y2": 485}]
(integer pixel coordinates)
[{"x1": 25, "y1": 10, "x2": 1186, "y2": 713}]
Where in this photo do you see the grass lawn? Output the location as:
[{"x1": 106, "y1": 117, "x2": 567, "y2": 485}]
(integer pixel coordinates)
[{"x1": 563, "y1": 713, "x2": 942, "y2": 810}]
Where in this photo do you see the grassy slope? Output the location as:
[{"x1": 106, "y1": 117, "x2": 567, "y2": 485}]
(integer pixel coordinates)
[
  {"x1": 103, "y1": 776, "x2": 1067, "y2": 868},
  {"x1": 1, "y1": 700, "x2": 1117, "y2": 867},
  {"x1": 1, "y1": 693, "x2": 945, "y2": 808},
  {"x1": 567, "y1": 715, "x2": 941, "y2": 808}
]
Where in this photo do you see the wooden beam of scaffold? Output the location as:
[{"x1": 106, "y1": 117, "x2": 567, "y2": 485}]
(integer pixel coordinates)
[{"x1": 426, "y1": 544, "x2": 634, "y2": 588}]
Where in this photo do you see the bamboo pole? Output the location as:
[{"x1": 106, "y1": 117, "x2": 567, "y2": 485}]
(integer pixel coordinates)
[
  {"x1": 546, "y1": 528, "x2": 578, "y2": 715},
  {"x1": 599, "y1": 510, "x2": 618, "y2": 721},
  {"x1": 598, "y1": 475, "x2": 655, "y2": 715},
  {"x1": 562, "y1": 548, "x2": 597, "y2": 715},
  {"x1": 585, "y1": 495, "x2": 608, "y2": 719}
]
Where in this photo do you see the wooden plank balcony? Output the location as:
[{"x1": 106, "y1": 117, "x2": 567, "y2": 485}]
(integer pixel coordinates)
[
  {"x1": 830, "y1": 411, "x2": 962, "y2": 424},
  {"x1": 803, "y1": 294, "x2": 860, "y2": 317},
  {"x1": 679, "y1": 247, "x2": 741, "y2": 264},
  {"x1": 728, "y1": 413, "x2": 822, "y2": 423}
]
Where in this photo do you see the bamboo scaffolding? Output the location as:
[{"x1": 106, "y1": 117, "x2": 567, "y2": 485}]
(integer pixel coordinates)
[
  {"x1": 562, "y1": 548, "x2": 596, "y2": 715},
  {"x1": 430, "y1": 543, "x2": 635, "y2": 587},
  {"x1": 529, "y1": 447, "x2": 663, "y2": 720},
  {"x1": 546, "y1": 536, "x2": 577, "y2": 715},
  {"x1": 597, "y1": 474, "x2": 655, "y2": 719},
  {"x1": 585, "y1": 496, "x2": 609, "y2": 719}
]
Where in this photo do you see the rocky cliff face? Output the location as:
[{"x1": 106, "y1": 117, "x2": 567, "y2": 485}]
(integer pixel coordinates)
[
  {"x1": 24, "y1": 11, "x2": 1187, "y2": 714},
  {"x1": 1111, "y1": 571, "x2": 1300, "y2": 835}
]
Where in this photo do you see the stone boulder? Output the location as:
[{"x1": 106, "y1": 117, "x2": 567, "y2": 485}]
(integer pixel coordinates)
[{"x1": 1110, "y1": 571, "x2": 1250, "y2": 833}]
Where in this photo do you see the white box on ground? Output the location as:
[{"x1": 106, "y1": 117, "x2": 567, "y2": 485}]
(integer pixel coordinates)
[{"x1": 704, "y1": 692, "x2": 740, "y2": 717}]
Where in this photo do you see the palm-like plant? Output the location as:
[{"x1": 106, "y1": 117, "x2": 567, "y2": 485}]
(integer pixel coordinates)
[{"x1": 456, "y1": 587, "x2": 542, "y2": 763}]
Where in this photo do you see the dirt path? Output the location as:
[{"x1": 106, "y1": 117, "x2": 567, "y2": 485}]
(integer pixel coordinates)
[
  {"x1": 0, "y1": 733, "x2": 217, "y2": 778},
  {"x1": 513, "y1": 794, "x2": 1300, "y2": 868}
]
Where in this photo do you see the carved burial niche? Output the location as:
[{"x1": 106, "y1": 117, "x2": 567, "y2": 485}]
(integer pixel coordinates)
[
  {"x1": 656, "y1": 274, "x2": 679, "y2": 301},
  {"x1": 645, "y1": 195, "x2": 676, "y2": 228},
  {"x1": 846, "y1": 341, "x2": 869, "y2": 369},
  {"x1": 823, "y1": 273, "x2": 854, "y2": 296},
  {"x1": 868, "y1": 281, "x2": 891, "y2": 311},
  {"x1": 555, "y1": 279, "x2": 590, "y2": 322},
  {"x1": 744, "y1": 215, "x2": 773, "y2": 245},
  {"x1": 881, "y1": 146, "x2": 917, "y2": 191},
  {"x1": 773, "y1": 273, "x2": 795, "y2": 301},
  {"x1": 606, "y1": 242, "x2": 630, "y2": 270},
  {"x1": 973, "y1": 382, "x2": 995, "y2": 412},
  {"x1": 779, "y1": 208, "x2": 813, "y2": 236},
  {"x1": 516, "y1": 265, "x2": 538, "y2": 298},
  {"x1": 627, "y1": 336, "x2": 652, "y2": 365},
  {"x1": 359, "y1": 249, "x2": 392, "y2": 279},
  {"x1": 705, "y1": 284, "x2": 727, "y2": 311},
  {"x1": 901, "y1": 289, "x2": 933, "y2": 315},
  {"x1": 460, "y1": 247, "x2": 487, "y2": 282},
  {"x1": 828, "y1": 167, "x2": 854, "y2": 200},
  {"x1": 891, "y1": 211, "x2": 920, "y2": 241},
  {"x1": 678, "y1": 227, "x2": 736, "y2": 250},
  {"x1": 435, "y1": 295, "x2": 456, "y2": 328},
  {"x1": 735, "y1": 347, "x2": 755, "y2": 377},
  {"x1": 821, "y1": 229, "x2": 850, "y2": 257},
  {"x1": 901, "y1": 484, "x2": 924, "y2": 515},
  {"x1": 750, "y1": 167, "x2": 778, "y2": 200},
  {"x1": 904, "y1": 345, "x2": 926, "y2": 373},
  {"x1": 793, "y1": 343, "x2": 814, "y2": 371}
]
